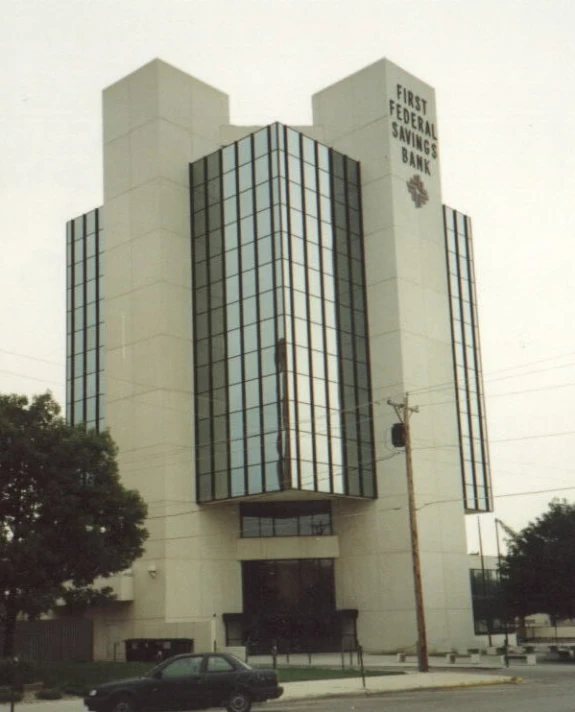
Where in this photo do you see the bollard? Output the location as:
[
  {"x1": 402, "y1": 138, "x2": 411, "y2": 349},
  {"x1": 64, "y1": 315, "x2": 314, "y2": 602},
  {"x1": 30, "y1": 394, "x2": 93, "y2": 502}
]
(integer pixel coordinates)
[
  {"x1": 10, "y1": 656, "x2": 19, "y2": 712},
  {"x1": 358, "y1": 645, "x2": 366, "y2": 688}
]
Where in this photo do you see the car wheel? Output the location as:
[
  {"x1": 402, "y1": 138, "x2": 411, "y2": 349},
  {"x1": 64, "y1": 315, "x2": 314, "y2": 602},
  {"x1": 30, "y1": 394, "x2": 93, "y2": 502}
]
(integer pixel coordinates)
[
  {"x1": 226, "y1": 689, "x2": 252, "y2": 712},
  {"x1": 108, "y1": 694, "x2": 137, "y2": 712}
]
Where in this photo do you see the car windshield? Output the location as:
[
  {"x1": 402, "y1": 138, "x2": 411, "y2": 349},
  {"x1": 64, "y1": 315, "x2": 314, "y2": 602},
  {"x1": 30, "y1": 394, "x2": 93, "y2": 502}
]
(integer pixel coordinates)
[{"x1": 144, "y1": 663, "x2": 162, "y2": 678}]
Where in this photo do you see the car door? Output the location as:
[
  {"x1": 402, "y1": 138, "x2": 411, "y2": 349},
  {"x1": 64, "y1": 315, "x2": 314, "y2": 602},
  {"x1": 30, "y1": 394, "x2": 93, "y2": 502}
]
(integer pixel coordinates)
[
  {"x1": 150, "y1": 655, "x2": 206, "y2": 710},
  {"x1": 200, "y1": 654, "x2": 239, "y2": 708}
]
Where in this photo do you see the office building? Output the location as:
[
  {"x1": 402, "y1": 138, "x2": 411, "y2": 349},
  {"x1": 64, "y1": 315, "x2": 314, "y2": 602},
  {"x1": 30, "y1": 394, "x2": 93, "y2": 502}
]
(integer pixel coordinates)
[{"x1": 66, "y1": 57, "x2": 492, "y2": 658}]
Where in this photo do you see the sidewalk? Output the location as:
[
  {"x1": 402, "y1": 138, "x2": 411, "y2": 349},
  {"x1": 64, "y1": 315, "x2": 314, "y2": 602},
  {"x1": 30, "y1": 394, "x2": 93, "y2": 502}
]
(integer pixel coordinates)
[{"x1": 280, "y1": 669, "x2": 515, "y2": 702}]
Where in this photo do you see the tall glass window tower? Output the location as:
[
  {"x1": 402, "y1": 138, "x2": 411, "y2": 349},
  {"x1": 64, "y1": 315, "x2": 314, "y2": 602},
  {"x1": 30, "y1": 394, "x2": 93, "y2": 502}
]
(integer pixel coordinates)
[
  {"x1": 66, "y1": 208, "x2": 105, "y2": 431},
  {"x1": 444, "y1": 206, "x2": 492, "y2": 512},
  {"x1": 190, "y1": 124, "x2": 376, "y2": 502}
]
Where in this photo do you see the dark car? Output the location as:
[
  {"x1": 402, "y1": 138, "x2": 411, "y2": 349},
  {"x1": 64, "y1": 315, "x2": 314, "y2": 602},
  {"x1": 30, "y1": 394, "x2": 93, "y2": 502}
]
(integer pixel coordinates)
[{"x1": 84, "y1": 652, "x2": 283, "y2": 712}]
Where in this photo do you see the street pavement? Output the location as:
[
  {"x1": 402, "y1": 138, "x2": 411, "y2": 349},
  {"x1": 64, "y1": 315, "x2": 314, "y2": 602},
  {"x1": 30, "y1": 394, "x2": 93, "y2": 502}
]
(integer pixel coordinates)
[{"x1": 0, "y1": 653, "x2": 518, "y2": 711}]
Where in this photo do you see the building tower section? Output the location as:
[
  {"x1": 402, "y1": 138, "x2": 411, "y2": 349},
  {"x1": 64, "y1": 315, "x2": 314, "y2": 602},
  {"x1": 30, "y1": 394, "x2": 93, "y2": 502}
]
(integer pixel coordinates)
[
  {"x1": 66, "y1": 208, "x2": 105, "y2": 431},
  {"x1": 191, "y1": 123, "x2": 375, "y2": 501},
  {"x1": 444, "y1": 207, "x2": 492, "y2": 512}
]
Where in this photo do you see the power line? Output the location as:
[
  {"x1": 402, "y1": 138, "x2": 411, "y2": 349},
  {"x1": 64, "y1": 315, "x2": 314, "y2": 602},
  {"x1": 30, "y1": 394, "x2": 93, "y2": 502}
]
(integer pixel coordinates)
[
  {"x1": 0, "y1": 369, "x2": 61, "y2": 386},
  {"x1": 0, "y1": 349, "x2": 62, "y2": 367},
  {"x1": 5, "y1": 343, "x2": 575, "y2": 403}
]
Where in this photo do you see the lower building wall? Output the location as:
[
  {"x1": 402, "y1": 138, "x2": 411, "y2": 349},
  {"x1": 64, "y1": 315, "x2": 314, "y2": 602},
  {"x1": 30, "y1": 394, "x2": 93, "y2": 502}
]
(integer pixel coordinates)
[
  {"x1": 87, "y1": 495, "x2": 477, "y2": 659},
  {"x1": 331, "y1": 494, "x2": 476, "y2": 653},
  {"x1": 87, "y1": 607, "x2": 218, "y2": 661}
]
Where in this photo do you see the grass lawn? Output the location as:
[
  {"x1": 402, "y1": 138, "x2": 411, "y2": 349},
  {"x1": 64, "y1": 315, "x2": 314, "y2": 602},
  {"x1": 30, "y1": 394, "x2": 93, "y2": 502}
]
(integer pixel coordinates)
[
  {"x1": 31, "y1": 661, "x2": 402, "y2": 693},
  {"x1": 34, "y1": 661, "x2": 153, "y2": 692}
]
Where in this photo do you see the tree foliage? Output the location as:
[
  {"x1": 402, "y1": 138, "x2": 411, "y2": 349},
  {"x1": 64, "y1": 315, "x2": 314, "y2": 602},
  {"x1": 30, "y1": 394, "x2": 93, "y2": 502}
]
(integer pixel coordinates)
[
  {"x1": 500, "y1": 499, "x2": 575, "y2": 620},
  {"x1": 0, "y1": 392, "x2": 148, "y2": 655}
]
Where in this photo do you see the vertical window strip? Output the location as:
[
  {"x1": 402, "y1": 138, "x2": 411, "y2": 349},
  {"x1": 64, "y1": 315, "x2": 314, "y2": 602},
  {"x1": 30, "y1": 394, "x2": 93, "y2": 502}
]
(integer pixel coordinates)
[
  {"x1": 220, "y1": 154, "x2": 232, "y2": 502},
  {"x1": 444, "y1": 206, "x2": 469, "y2": 508},
  {"x1": 343, "y1": 159, "x2": 364, "y2": 497},
  {"x1": 224, "y1": 144, "x2": 238, "y2": 500},
  {"x1": 67, "y1": 208, "x2": 104, "y2": 430},
  {"x1": 191, "y1": 159, "x2": 213, "y2": 503},
  {"x1": 190, "y1": 164, "x2": 201, "y2": 501},
  {"x1": 254, "y1": 143, "x2": 267, "y2": 495},
  {"x1": 464, "y1": 215, "x2": 492, "y2": 510},
  {"x1": 447, "y1": 206, "x2": 494, "y2": 512},
  {"x1": 236, "y1": 140, "x2": 249, "y2": 498},
  {"x1": 282, "y1": 127, "x2": 301, "y2": 489},
  {"x1": 462, "y1": 215, "x2": 484, "y2": 510},
  {"x1": 452, "y1": 210, "x2": 478, "y2": 509},
  {"x1": 268, "y1": 127, "x2": 285, "y2": 492},
  {"x1": 94, "y1": 208, "x2": 100, "y2": 429},
  {"x1": 210, "y1": 150, "x2": 229, "y2": 501},
  {"x1": 247, "y1": 134, "x2": 263, "y2": 496},
  {"x1": 456, "y1": 214, "x2": 479, "y2": 509},
  {"x1": 69, "y1": 219, "x2": 76, "y2": 414},
  {"x1": 206, "y1": 158, "x2": 216, "y2": 498},
  {"x1": 296, "y1": 131, "x2": 319, "y2": 491},
  {"x1": 315, "y1": 141, "x2": 334, "y2": 494},
  {"x1": 329, "y1": 148, "x2": 349, "y2": 495},
  {"x1": 353, "y1": 163, "x2": 376, "y2": 498},
  {"x1": 80, "y1": 215, "x2": 86, "y2": 426}
]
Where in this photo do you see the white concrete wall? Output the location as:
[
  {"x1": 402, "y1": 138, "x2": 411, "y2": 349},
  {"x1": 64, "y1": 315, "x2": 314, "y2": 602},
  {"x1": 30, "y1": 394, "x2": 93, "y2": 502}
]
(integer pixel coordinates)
[
  {"x1": 103, "y1": 59, "x2": 238, "y2": 647},
  {"x1": 313, "y1": 58, "x2": 474, "y2": 652}
]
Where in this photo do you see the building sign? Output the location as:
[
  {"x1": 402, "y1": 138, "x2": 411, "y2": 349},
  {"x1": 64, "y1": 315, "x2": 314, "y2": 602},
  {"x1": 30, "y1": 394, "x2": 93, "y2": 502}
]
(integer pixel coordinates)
[{"x1": 388, "y1": 83, "x2": 439, "y2": 176}]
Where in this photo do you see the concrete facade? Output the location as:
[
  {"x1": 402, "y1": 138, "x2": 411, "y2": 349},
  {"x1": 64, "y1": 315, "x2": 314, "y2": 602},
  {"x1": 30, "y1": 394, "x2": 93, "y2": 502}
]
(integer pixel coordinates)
[{"x1": 68, "y1": 58, "x2": 492, "y2": 659}]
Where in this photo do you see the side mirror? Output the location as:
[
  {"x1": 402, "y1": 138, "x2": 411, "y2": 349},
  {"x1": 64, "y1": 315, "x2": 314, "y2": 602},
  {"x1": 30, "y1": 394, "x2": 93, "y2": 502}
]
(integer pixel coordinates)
[{"x1": 153, "y1": 671, "x2": 163, "y2": 680}]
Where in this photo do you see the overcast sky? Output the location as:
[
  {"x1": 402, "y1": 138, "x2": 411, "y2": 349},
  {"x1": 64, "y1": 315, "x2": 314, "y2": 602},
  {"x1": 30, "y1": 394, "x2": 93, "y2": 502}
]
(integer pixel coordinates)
[{"x1": 1, "y1": 0, "x2": 574, "y2": 554}]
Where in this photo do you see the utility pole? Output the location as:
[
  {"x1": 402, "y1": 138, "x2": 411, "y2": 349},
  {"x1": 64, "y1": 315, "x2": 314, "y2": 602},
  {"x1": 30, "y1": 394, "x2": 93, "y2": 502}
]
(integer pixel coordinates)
[
  {"x1": 388, "y1": 393, "x2": 429, "y2": 673},
  {"x1": 494, "y1": 519, "x2": 510, "y2": 667},
  {"x1": 477, "y1": 517, "x2": 493, "y2": 647}
]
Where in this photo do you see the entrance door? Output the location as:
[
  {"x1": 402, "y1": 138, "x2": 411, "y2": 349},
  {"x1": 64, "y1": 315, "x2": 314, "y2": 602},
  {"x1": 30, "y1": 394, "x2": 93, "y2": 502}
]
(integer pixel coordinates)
[{"x1": 242, "y1": 558, "x2": 337, "y2": 652}]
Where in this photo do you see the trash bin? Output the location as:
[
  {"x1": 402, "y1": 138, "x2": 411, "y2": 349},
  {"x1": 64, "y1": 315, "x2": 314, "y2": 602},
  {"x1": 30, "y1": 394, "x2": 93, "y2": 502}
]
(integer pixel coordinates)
[{"x1": 125, "y1": 638, "x2": 194, "y2": 662}]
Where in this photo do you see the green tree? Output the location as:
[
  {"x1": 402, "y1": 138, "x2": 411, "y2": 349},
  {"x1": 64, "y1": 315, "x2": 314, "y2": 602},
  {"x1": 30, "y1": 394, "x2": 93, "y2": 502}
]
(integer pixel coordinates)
[
  {"x1": 0, "y1": 392, "x2": 148, "y2": 656},
  {"x1": 500, "y1": 499, "x2": 575, "y2": 620}
]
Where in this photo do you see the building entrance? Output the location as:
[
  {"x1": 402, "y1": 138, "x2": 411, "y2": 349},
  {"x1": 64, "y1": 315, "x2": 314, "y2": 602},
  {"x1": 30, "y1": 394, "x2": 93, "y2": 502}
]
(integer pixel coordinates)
[{"x1": 241, "y1": 559, "x2": 342, "y2": 653}]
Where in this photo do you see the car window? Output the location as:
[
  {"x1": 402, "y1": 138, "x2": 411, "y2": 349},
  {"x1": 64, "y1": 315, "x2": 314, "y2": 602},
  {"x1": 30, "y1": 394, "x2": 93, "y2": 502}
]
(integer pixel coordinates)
[
  {"x1": 162, "y1": 657, "x2": 202, "y2": 678},
  {"x1": 206, "y1": 656, "x2": 235, "y2": 673}
]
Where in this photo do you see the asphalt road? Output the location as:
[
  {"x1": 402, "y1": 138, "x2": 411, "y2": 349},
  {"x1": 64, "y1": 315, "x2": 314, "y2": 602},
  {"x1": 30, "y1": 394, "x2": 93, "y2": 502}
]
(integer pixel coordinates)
[{"x1": 263, "y1": 662, "x2": 575, "y2": 712}]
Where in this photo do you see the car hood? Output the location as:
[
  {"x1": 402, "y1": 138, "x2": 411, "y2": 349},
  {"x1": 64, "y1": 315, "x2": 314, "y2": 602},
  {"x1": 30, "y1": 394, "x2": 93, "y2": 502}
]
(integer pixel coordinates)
[{"x1": 94, "y1": 676, "x2": 151, "y2": 692}]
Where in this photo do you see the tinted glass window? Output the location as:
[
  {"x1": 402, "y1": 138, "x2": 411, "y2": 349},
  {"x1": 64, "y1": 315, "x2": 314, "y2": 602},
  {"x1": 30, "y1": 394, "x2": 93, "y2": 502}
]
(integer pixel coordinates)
[
  {"x1": 162, "y1": 657, "x2": 202, "y2": 678},
  {"x1": 207, "y1": 656, "x2": 235, "y2": 673}
]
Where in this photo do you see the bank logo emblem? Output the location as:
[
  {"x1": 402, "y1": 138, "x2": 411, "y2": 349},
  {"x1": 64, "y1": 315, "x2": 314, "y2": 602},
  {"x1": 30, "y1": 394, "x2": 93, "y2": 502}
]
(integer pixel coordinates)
[{"x1": 407, "y1": 175, "x2": 429, "y2": 208}]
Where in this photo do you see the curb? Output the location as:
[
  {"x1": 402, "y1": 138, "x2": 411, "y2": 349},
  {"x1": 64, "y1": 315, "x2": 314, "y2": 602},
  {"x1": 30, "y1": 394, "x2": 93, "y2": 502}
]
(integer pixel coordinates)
[{"x1": 278, "y1": 675, "x2": 519, "y2": 702}]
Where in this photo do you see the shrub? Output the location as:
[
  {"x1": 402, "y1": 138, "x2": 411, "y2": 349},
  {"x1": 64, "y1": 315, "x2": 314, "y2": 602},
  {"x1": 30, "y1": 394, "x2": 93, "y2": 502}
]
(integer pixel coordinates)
[
  {"x1": 64, "y1": 683, "x2": 88, "y2": 696},
  {"x1": 0, "y1": 658, "x2": 37, "y2": 686},
  {"x1": 35, "y1": 688, "x2": 63, "y2": 700},
  {"x1": 0, "y1": 686, "x2": 23, "y2": 703}
]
